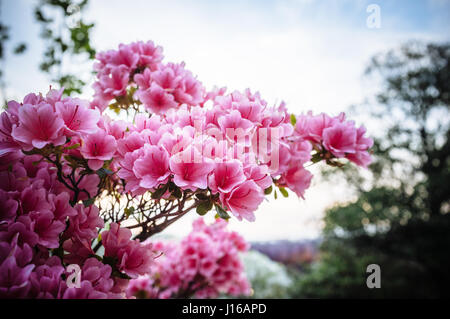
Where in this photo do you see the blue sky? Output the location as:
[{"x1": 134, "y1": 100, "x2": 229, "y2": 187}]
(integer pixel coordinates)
[{"x1": 1, "y1": 0, "x2": 449, "y2": 240}]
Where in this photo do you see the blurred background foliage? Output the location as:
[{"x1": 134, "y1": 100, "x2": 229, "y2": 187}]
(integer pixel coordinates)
[
  {"x1": 0, "y1": 0, "x2": 95, "y2": 101},
  {"x1": 288, "y1": 41, "x2": 450, "y2": 298},
  {"x1": 243, "y1": 41, "x2": 449, "y2": 299},
  {"x1": 240, "y1": 251, "x2": 293, "y2": 299},
  {"x1": 1, "y1": 0, "x2": 449, "y2": 299},
  {"x1": 34, "y1": 0, "x2": 95, "y2": 95}
]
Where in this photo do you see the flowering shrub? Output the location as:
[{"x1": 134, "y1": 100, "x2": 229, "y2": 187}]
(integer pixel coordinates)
[
  {"x1": 126, "y1": 218, "x2": 250, "y2": 299},
  {"x1": 0, "y1": 40, "x2": 373, "y2": 298}
]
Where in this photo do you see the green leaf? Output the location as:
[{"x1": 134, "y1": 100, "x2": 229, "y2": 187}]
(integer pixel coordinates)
[
  {"x1": 196, "y1": 201, "x2": 213, "y2": 216},
  {"x1": 290, "y1": 114, "x2": 297, "y2": 126},
  {"x1": 124, "y1": 207, "x2": 135, "y2": 218},
  {"x1": 274, "y1": 190, "x2": 278, "y2": 200},
  {"x1": 195, "y1": 192, "x2": 209, "y2": 201},
  {"x1": 22, "y1": 149, "x2": 40, "y2": 156},
  {"x1": 13, "y1": 43, "x2": 27, "y2": 54},
  {"x1": 96, "y1": 167, "x2": 113, "y2": 178},
  {"x1": 83, "y1": 197, "x2": 95, "y2": 207},
  {"x1": 279, "y1": 187, "x2": 289, "y2": 198},
  {"x1": 264, "y1": 185, "x2": 273, "y2": 195},
  {"x1": 151, "y1": 184, "x2": 169, "y2": 199},
  {"x1": 172, "y1": 187, "x2": 182, "y2": 199},
  {"x1": 215, "y1": 204, "x2": 230, "y2": 220},
  {"x1": 109, "y1": 103, "x2": 121, "y2": 114},
  {"x1": 326, "y1": 159, "x2": 345, "y2": 167},
  {"x1": 112, "y1": 270, "x2": 132, "y2": 280},
  {"x1": 311, "y1": 152, "x2": 323, "y2": 163},
  {"x1": 65, "y1": 143, "x2": 80, "y2": 150}
]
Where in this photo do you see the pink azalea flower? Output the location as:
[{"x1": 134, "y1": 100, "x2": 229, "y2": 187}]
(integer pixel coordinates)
[
  {"x1": 234, "y1": 99, "x2": 262, "y2": 123},
  {"x1": 18, "y1": 184, "x2": 52, "y2": 215},
  {"x1": 29, "y1": 210, "x2": 66, "y2": 249},
  {"x1": 0, "y1": 215, "x2": 39, "y2": 247},
  {"x1": 29, "y1": 262, "x2": 65, "y2": 298},
  {"x1": 0, "y1": 255, "x2": 35, "y2": 298},
  {"x1": 117, "y1": 148, "x2": 147, "y2": 195},
  {"x1": 55, "y1": 99, "x2": 100, "y2": 136},
  {"x1": 23, "y1": 92, "x2": 43, "y2": 105},
  {"x1": 202, "y1": 86, "x2": 227, "y2": 106},
  {"x1": 117, "y1": 241, "x2": 154, "y2": 278},
  {"x1": 169, "y1": 146, "x2": 215, "y2": 190},
  {"x1": 133, "y1": 68, "x2": 153, "y2": 90},
  {"x1": 346, "y1": 150, "x2": 373, "y2": 168},
  {"x1": 322, "y1": 123, "x2": 357, "y2": 158},
  {"x1": 129, "y1": 40, "x2": 163, "y2": 70},
  {"x1": 76, "y1": 173, "x2": 100, "y2": 201},
  {"x1": 133, "y1": 145, "x2": 171, "y2": 189},
  {"x1": 290, "y1": 140, "x2": 313, "y2": 164},
  {"x1": 134, "y1": 113, "x2": 162, "y2": 132},
  {"x1": 218, "y1": 110, "x2": 254, "y2": 144},
  {"x1": 0, "y1": 189, "x2": 18, "y2": 222},
  {"x1": 65, "y1": 204, "x2": 104, "y2": 242},
  {"x1": 116, "y1": 131, "x2": 145, "y2": 159},
  {"x1": 159, "y1": 127, "x2": 193, "y2": 155},
  {"x1": 244, "y1": 164, "x2": 272, "y2": 190},
  {"x1": 282, "y1": 166, "x2": 312, "y2": 199},
  {"x1": 102, "y1": 117, "x2": 128, "y2": 140},
  {"x1": 208, "y1": 160, "x2": 247, "y2": 194},
  {"x1": 81, "y1": 258, "x2": 114, "y2": 294},
  {"x1": 0, "y1": 234, "x2": 33, "y2": 267},
  {"x1": 126, "y1": 276, "x2": 156, "y2": 299},
  {"x1": 11, "y1": 103, "x2": 65, "y2": 150},
  {"x1": 101, "y1": 223, "x2": 154, "y2": 278},
  {"x1": 110, "y1": 44, "x2": 140, "y2": 70},
  {"x1": 94, "y1": 65, "x2": 129, "y2": 101},
  {"x1": 101, "y1": 223, "x2": 133, "y2": 258},
  {"x1": 80, "y1": 130, "x2": 117, "y2": 170},
  {"x1": 295, "y1": 112, "x2": 336, "y2": 143},
  {"x1": 220, "y1": 180, "x2": 264, "y2": 222},
  {"x1": 62, "y1": 238, "x2": 94, "y2": 265},
  {"x1": 346, "y1": 125, "x2": 374, "y2": 168},
  {"x1": 151, "y1": 64, "x2": 180, "y2": 89},
  {"x1": 0, "y1": 112, "x2": 21, "y2": 159},
  {"x1": 6, "y1": 100, "x2": 22, "y2": 122},
  {"x1": 45, "y1": 87, "x2": 65, "y2": 106},
  {"x1": 173, "y1": 72, "x2": 203, "y2": 106},
  {"x1": 138, "y1": 83, "x2": 178, "y2": 115},
  {"x1": 48, "y1": 192, "x2": 77, "y2": 221}
]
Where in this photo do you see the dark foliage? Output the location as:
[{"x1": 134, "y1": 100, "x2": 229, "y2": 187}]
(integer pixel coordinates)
[{"x1": 292, "y1": 42, "x2": 450, "y2": 298}]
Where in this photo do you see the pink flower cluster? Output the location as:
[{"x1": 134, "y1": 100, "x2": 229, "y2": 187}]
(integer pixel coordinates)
[
  {"x1": 93, "y1": 41, "x2": 204, "y2": 114},
  {"x1": 0, "y1": 122, "x2": 154, "y2": 298},
  {"x1": 0, "y1": 88, "x2": 122, "y2": 172},
  {"x1": 0, "y1": 89, "x2": 83, "y2": 158},
  {"x1": 0, "y1": 154, "x2": 101, "y2": 297},
  {"x1": 294, "y1": 112, "x2": 374, "y2": 168},
  {"x1": 101, "y1": 223, "x2": 154, "y2": 278},
  {"x1": 114, "y1": 104, "x2": 273, "y2": 221},
  {"x1": 0, "y1": 39, "x2": 374, "y2": 299},
  {"x1": 126, "y1": 218, "x2": 251, "y2": 299},
  {"x1": 114, "y1": 87, "x2": 368, "y2": 220}
]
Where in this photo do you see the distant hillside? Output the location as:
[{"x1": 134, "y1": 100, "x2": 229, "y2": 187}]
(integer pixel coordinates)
[{"x1": 250, "y1": 239, "x2": 320, "y2": 267}]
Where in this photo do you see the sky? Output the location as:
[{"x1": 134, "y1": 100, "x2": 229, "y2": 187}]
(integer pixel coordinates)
[{"x1": 1, "y1": 0, "x2": 449, "y2": 241}]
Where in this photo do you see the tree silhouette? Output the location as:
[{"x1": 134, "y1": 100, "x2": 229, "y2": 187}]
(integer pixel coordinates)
[{"x1": 293, "y1": 41, "x2": 450, "y2": 298}]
